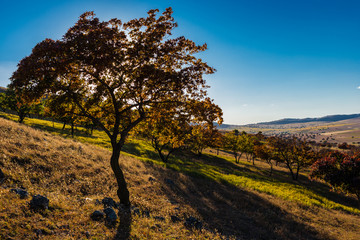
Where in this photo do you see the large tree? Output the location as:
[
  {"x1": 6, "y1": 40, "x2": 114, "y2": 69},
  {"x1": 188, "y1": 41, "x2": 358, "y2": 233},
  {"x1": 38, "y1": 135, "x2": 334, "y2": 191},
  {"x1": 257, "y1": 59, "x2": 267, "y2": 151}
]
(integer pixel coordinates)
[{"x1": 10, "y1": 8, "x2": 219, "y2": 205}]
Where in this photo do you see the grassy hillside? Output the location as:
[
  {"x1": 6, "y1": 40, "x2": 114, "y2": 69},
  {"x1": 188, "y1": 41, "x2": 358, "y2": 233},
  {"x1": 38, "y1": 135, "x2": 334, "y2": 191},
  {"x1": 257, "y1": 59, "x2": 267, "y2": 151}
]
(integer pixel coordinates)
[{"x1": 1, "y1": 114, "x2": 360, "y2": 239}]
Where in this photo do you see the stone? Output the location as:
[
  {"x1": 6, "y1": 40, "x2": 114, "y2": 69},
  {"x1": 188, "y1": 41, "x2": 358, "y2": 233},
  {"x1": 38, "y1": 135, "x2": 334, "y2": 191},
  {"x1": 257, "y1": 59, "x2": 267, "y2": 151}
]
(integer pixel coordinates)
[
  {"x1": 10, "y1": 188, "x2": 28, "y2": 199},
  {"x1": 170, "y1": 215, "x2": 181, "y2": 223},
  {"x1": 153, "y1": 216, "x2": 165, "y2": 221},
  {"x1": 104, "y1": 207, "x2": 117, "y2": 224},
  {"x1": 142, "y1": 210, "x2": 150, "y2": 218},
  {"x1": 184, "y1": 216, "x2": 203, "y2": 230},
  {"x1": 30, "y1": 195, "x2": 49, "y2": 210},
  {"x1": 102, "y1": 197, "x2": 116, "y2": 208},
  {"x1": 90, "y1": 210, "x2": 104, "y2": 221},
  {"x1": 150, "y1": 224, "x2": 162, "y2": 231}
]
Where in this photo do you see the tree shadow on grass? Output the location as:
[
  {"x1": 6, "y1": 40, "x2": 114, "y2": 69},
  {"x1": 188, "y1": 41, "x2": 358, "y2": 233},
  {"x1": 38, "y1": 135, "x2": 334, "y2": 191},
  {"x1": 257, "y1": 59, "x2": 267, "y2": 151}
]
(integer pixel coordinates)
[
  {"x1": 113, "y1": 207, "x2": 132, "y2": 240},
  {"x1": 122, "y1": 142, "x2": 160, "y2": 161},
  {"x1": 29, "y1": 122, "x2": 98, "y2": 139},
  {"x1": 121, "y1": 141, "x2": 359, "y2": 213},
  {"x1": 193, "y1": 153, "x2": 360, "y2": 211},
  {"x1": 146, "y1": 162, "x2": 334, "y2": 240}
]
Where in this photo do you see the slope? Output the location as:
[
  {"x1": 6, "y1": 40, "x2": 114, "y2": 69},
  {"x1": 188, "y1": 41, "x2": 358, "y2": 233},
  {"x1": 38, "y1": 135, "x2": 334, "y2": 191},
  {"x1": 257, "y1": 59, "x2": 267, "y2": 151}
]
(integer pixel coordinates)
[{"x1": 0, "y1": 116, "x2": 360, "y2": 239}]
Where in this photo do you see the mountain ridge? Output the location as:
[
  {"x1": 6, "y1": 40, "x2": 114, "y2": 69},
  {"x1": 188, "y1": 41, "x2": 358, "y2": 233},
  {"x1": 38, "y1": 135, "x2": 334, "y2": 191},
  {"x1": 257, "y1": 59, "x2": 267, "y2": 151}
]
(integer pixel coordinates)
[
  {"x1": 218, "y1": 113, "x2": 360, "y2": 129},
  {"x1": 255, "y1": 113, "x2": 360, "y2": 125}
]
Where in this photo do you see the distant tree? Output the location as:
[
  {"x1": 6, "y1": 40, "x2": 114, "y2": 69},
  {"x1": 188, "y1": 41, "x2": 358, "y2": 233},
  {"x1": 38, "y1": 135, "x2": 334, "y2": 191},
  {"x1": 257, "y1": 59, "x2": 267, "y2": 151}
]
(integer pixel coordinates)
[
  {"x1": 243, "y1": 134, "x2": 260, "y2": 165},
  {"x1": 10, "y1": 8, "x2": 219, "y2": 205},
  {"x1": 137, "y1": 99, "x2": 222, "y2": 162},
  {"x1": 254, "y1": 143, "x2": 274, "y2": 175},
  {"x1": 3, "y1": 88, "x2": 39, "y2": 123},
  {"x1": 136, "y1": 107, "x2": 192, "y2": 162},
  {"x1": 208, "y1": 128, "x2": 223, "y2": 155},
  {"x1": 268, "y1": 136, "x2": 316, "y2": 180},
  {"x1": 189, "y1": 123, "x2": 220, "y2": 156},
  {"x1": 44, "y1": 95, "x2": 82, "y2": 137},
  {"x1": 310, "y1": 151, "x2": 360, "y2": 204},
  {"x1": 0, "y1": 92, "x2": 7, "y2": 112},
  {"x1": 223, "y1": 132, "x2": 248, "y2": 163},
  {"x1": 338, "y1": 142, "x2": 349, "y2": 150}
]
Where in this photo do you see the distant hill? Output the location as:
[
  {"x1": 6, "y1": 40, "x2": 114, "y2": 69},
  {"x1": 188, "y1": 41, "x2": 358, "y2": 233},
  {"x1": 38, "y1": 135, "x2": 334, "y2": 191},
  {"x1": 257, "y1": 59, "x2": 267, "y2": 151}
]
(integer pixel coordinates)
[
  {"x1": 0, "y1": 86, "x2": 6, "y2": 93},
  {"x1": 255, "y1": 114, "x2": 360, "y2": 125},
  {"x1": 218, "y1": 113, "x2": 360, "y2": 129}
]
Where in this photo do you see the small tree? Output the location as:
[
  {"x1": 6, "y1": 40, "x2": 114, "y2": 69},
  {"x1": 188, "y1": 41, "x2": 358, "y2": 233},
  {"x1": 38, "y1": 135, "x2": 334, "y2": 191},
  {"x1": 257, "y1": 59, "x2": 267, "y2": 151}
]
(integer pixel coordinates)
[
  {"x1": 223, "y1": 132, "x2": 247, "y2": 163},
  {"x1": 243, "y1": 134, "x2": 261, "y2": 165},
  {"x1": 254, "y1": 143, "x2": 274, "y2": 175},
  {"x1": 10, "y1": 8, "x2": 219, "y2": 205},
  {"x1": 189, "y1": 123, "x2": 218, "y2": 156},
  {"x1": 136, "y1": 107, "x2": 192, "y2": 163},
  {"x1": 310, "y1": 151, "x2": 360, "y2": 204},
  {"x1": 268, "y1": 136, "x2": 316, "y2": 180},
  {"x1": 137, "y1": 99, "x2": 222, "y2": 162},
  {"x1": 44, "y1": 95, "x2": 82, "y2": 137},
  {"x1": 0, "y1": 92, "x2": 7, "y2": 112},
  {"x1": 3, "y1": 88, "x2": 38, "y2": 123}
]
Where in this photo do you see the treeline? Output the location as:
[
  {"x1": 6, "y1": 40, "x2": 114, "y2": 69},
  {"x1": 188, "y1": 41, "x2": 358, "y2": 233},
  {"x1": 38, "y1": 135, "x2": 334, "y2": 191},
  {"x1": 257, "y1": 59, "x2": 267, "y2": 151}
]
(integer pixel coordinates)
[
  {"x1": 0, "y1": 89, "x2": 96, "y2": 136},
  {"x1": 136, "y1": 122, "x2": 360, "y2": 203}
]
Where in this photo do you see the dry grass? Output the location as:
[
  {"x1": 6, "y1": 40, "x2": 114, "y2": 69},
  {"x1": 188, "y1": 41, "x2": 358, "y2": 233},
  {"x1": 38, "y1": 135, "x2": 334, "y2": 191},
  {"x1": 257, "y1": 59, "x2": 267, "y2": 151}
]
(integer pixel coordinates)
[
  {"x1": 0, "y1": 116, "x2": 360, "y2": 239},
  {"x1": 0, "y1": 118, "x2": 222, "y2": 239}
]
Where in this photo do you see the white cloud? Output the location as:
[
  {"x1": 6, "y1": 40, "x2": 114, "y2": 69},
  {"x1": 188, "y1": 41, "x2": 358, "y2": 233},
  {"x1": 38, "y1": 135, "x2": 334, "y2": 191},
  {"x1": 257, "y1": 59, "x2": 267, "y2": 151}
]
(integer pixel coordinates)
[
  {"x1": 242, "y1": 104, "x2": 248, "y2": 107},
  {"x1": 357, "y1": 86, "x2": 360, "y2": 90}
]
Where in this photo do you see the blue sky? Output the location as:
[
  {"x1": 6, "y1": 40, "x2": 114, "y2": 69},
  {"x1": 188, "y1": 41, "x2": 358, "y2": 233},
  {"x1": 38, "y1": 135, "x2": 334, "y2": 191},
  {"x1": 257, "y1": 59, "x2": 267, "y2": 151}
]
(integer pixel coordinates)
[{"x1": 1, "y1": 0, "x2": 360, "y2": 124}]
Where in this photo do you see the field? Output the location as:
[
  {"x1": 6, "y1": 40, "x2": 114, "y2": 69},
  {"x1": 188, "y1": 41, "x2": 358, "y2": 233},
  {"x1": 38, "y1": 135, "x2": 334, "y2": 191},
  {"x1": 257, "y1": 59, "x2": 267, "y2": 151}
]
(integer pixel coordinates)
[
  {"x1": 0, "y1": 113, "x2": 360, "y2": 239},
  {"x1": 225, "y1": 117, "x2": 360, "y2": 145}
]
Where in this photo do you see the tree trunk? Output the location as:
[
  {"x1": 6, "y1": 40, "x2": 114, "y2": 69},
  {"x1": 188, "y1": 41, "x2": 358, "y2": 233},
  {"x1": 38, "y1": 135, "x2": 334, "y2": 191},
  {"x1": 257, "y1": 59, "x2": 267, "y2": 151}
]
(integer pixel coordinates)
[
  {"x1": 157, "y1": 148, "x2": 167, "y2": 163},
  {"x1": 164, "y1": 148, "x2": 177, "y2": 163},
  {"x1": 234, "y1": 152, "x2": 238, "y2": 163},
  {"x1": 18, "y1": 115, "x2": 25, "y2": 123},
  {"x1": 268, "y1": 160, "x2": 273, "y2": 176},
  {"x1": 295, "y1": 164, "x2": 300, "y2": 180},
  {"x1": 110, "y1": 145, "x2": 130, "y2": 206},
  {"x1": 285, "y1": 160, "x2": 296, "y2": 180},
  {"x1": 62, "y1": 122, "x2": 66, "y2": 130},
  {"x1": 71, "y1": 122, "x2": 74, "y2": 137},
  {"x1": 18, "y1": 111, "x2": 26, "y2": 123}
]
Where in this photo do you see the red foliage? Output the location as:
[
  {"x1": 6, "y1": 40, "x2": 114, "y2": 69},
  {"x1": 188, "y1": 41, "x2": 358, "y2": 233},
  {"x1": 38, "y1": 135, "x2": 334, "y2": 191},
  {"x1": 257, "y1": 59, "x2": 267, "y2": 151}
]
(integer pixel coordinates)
[{"x1": 310, "y1": 151, "x2": 360, "y2": 200}]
